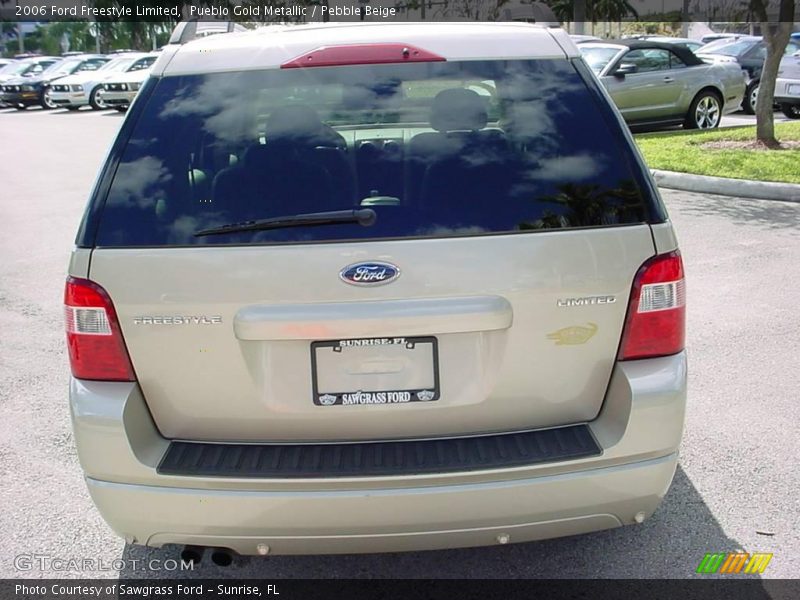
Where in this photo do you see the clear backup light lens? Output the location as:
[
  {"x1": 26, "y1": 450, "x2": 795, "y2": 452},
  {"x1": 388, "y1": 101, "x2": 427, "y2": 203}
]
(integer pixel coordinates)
[
  {"x1": 64, "y1": 277, "x2": 136, "y2": 381},
  {"x1": 619, "y1": 251, "x2": 686, "y2": 361},
  {"x1": 638, "y1": 279, "x2": 686, "y2": 313},
  {"x1": 64, "y1": 306, "x2": 112, "y2": 335}
]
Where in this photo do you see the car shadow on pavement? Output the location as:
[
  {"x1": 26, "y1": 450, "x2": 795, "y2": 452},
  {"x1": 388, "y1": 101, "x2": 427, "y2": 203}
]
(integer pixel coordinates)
[
  {"x1": 0, "y1": 107, "x2": 41, "y2": 114},
  {"x1": 50, "y1": 109, "x2": 93, "y2": 115},
  {"x1": 116, "y1": 465, "x2": 771, "y2": 586},
  {"x1": 675, "y1": 191, "x2": 800, "y2": 231}
]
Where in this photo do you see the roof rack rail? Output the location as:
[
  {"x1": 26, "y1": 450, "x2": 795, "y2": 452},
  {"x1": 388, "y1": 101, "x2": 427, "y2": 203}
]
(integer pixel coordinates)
[
  {"x1": 499, "y1": 1, "x2": 558, "y2": 24},
  {"x1": 168, "y1": 20, "x2": 247, "y2": 45}
]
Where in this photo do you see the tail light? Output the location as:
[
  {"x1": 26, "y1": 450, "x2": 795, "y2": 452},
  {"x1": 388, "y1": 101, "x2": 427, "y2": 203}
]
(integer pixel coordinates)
[
  {"x1": 64, "y1": 277, "x2": 136, "y2": 381},
  {"x1": 619, "y1": 251, "x2": 686, "y2": 361}
]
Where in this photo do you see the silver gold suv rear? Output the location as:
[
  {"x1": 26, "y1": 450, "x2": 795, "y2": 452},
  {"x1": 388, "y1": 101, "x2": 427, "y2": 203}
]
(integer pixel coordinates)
[{"x1": 67, "y1": 22, "x2": 687, "y2": 557}]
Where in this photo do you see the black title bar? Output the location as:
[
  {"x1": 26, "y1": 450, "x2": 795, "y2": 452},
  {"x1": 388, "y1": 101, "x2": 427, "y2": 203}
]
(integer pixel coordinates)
[{"x1": 2, "y1": 0, "x2": 799, "y2": 23}]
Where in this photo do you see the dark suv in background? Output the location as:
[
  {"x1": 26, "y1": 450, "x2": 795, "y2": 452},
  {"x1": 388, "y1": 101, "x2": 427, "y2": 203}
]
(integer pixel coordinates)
[{"x1": 697, "y1": 36, "x2": 800, "y2": 113}]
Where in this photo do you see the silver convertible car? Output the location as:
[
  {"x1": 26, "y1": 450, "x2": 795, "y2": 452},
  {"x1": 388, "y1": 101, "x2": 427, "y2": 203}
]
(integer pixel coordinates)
[{"x1": 580, "y1": 40, "x2": 746, "y2": 129}]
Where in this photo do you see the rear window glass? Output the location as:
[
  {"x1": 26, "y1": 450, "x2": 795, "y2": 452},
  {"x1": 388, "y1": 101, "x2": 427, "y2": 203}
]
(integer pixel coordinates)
[{"x1": 94, "y1": 59, "x2": 649, "y2": 247}]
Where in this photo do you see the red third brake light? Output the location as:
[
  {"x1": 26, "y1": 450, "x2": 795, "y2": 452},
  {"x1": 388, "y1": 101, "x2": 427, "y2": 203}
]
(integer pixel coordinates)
[
  {"x1": 281, "y1": 44, "x2": 446, "y2": 69},
  {"x1": 64, "y1": 277, "x2": 136, "y2": 381},
  {"x1": 619, "y1": 251, "x2": 686, "y2": 361}
]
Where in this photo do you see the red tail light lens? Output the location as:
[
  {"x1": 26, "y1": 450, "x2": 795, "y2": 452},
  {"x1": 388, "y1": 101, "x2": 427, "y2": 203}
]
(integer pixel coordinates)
[
  {"x1": 64, "y1": 277, "x2": 135, "y2": 381},
  {"x1": 619, "y1": 251, "x2": 686, "y2": 361}
]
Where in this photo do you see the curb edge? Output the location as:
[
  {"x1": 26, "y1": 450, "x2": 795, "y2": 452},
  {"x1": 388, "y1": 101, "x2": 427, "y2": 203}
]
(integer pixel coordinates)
[{"x1": 652, "y1": 170, "x2": 800, "y2": 203}]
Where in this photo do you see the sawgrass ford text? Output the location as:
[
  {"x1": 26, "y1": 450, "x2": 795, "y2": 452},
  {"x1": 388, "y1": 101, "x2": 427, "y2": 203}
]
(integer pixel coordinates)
[{"x1": 14, "y1": 584, "x2": 272, "y2": 596}]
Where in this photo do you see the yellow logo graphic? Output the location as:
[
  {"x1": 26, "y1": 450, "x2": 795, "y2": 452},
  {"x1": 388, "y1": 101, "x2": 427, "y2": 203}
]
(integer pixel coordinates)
[
  {"x1": 696, "y1": 552, "x2": 773, "y2": 574},
  {"x1": 546, "y1": 323, "x2": 598, "y2": 345}
]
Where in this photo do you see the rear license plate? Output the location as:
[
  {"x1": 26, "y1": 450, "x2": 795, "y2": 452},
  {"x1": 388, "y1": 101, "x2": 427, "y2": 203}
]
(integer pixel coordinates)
[
  {"x1": 788, "y1": 84, "x2": 800, "y2": 96},
  {"x1": 311, "y1": 336, "x2": 440, "y2": 406}
]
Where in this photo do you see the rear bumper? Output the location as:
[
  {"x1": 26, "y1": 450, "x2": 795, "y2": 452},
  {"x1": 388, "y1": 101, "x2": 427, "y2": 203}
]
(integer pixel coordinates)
[
  {"x1": 775, "y1": 78, "x2": 800, "y2": 105},
  {"x1": 86, "y1": 454, "x2": 676, "y2": 555},
  {"x1": 722, "y1": 94, "x2": 744, "y2": 115},
  {"x1": 70, "y1": 352, "x2": 687, "y2": 555},
  {"x1": 722, "y1": 78, "x2": 747, "y2": 115}
]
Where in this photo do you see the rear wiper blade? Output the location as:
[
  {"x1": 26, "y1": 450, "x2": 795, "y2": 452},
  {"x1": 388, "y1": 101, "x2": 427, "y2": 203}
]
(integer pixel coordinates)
[{"x1": 194, "y1": 208, "x2": 377, "y2": 237}]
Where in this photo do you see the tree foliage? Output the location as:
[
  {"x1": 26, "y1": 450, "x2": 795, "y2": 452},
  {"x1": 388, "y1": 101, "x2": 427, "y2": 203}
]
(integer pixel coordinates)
[{"x1": 545, "y1": 0, "x2": 639, "y2": 22}]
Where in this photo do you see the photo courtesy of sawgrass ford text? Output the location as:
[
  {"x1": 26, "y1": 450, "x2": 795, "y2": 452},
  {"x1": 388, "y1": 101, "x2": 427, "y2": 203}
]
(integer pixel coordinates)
[{"x1": 12, "y1": 583, "x2": 277, "y2": 597}]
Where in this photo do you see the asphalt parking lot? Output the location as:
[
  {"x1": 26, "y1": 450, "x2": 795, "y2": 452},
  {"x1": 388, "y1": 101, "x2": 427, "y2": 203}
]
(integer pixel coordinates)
[
  {"x1": 721, "y1": 112, "x2": 794, "y2": 128},
  {"x1": 0, "y1": 106, "x2": 798, "y2": 581}
]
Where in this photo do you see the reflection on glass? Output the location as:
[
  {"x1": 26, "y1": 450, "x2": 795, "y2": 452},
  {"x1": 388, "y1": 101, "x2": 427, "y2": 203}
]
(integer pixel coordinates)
[
  {"x1": 97, "y1": 59, "x2": 647, "y2": 247},
  {"x1": 521, "y1": 181, "x2": 643, "y2": 230}
]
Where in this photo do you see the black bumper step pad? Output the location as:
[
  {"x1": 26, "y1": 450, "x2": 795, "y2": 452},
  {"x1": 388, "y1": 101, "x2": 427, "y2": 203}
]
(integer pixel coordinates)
[{"x1": 158, "y1": 424, "x2": 601, "y2": 478}]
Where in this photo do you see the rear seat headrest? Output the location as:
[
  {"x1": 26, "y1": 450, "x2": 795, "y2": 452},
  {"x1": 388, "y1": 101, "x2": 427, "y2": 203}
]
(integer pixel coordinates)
[
  {"x1": 265, "y1": 105, "x2": 323, "y2": 139},
  {"x1": 242, "y1": 143, "x2": 286, "y2": 169},
  {"x1": 265, "y1": 105, "x2": 345, "y2": 149},
  {"x1": 430, "y1": 88, "x2": 488, "y2": 132}
]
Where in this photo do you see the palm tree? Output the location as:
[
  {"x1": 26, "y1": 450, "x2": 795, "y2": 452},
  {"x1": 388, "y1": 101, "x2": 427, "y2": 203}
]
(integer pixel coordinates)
[
  {"x1": 544, "y1": 0, "x2": 638, "y2": 22},
  {"x1": 591, "y1": 0, "x2": 638, "y2": 22},
  {"x1": 520, "y1": 180, "x2": 643, "y2": 230},
  {"x1": 545, "y1": 0, "x2": 575, "y2": 21}
]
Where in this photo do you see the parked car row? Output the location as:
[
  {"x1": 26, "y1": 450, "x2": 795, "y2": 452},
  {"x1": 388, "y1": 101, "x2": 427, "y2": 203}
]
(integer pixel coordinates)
[
  {"x1": 48, "y1": 53, "x2": 157, "y2": 111},
  {"x1": 572, "y1": 32, "x2": 800, "y2": 123},
  {"x1": 0, "y1": 52, "x2": 156, "y2": 111},
  {"x1": 5, "y1": 33, "x2": 799, "y2": 124},
  {"x1": 696, "y1": 36, "x2": 800, "y2": 114}
]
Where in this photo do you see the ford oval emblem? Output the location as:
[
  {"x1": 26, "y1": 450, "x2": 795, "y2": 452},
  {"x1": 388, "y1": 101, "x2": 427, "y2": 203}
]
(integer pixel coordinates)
[{"x1": 340, "y1": 262, "x2": 401, "y2": 286}]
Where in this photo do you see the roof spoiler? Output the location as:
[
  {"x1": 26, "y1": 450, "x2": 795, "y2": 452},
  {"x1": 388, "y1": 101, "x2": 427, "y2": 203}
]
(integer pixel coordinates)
[{"x1": 168, "y1": 20, "x2": 247, "y2": 45}]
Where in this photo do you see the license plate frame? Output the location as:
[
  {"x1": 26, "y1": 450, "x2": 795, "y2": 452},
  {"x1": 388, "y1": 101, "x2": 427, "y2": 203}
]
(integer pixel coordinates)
[
  {"x1": 310, "y1": 336, "x2": 440, "y2": 406},
  {"x1": 788, "y1": 83, "x2": 800, "y2": 96}
]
